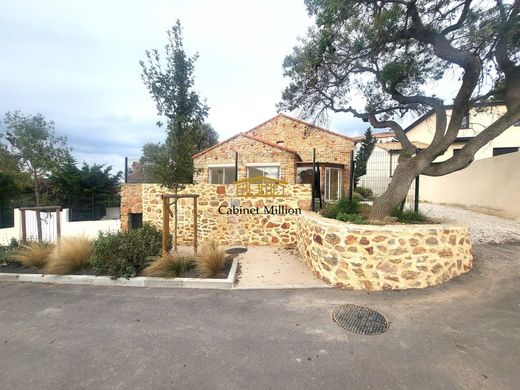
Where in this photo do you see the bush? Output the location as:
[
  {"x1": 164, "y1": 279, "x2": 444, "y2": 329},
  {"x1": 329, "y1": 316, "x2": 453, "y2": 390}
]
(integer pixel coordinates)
[
  {"x1": 391, "y1": 208, "x2": 428, "y2": 223},
  {"x1": 13, "y1": 242, "x2": 54, "y2": 268},
  {"x1": 142, "y1": 252, "x2": 194, "y2": 277},
  {"x1": 195, "y1": 239, "x2": 226, "y2": 278},
  {"x1": 354, "y1": 186, "x2": 374, "y2": 199},
  {"x1": 352, "y1": 192, "x2": 363, "y2": 201},
  {"x1": 90, "y1": 224, "x2": 164, "y2": 278},
  {"x1": 336, "y1": 212, "x2": 368, "y2": 224},
  {"x1": 323, "y1": 197, "x2": 360, "y2": 219},
  {"x1": 45, "y1": 236, "x2": 92, "y2": 275},
  {"x1": 0, "y1": 238, "x2": 20, "y2": 265}
]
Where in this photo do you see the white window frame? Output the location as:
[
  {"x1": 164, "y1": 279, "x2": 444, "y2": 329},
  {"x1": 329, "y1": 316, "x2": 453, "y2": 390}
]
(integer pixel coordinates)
[
  {"x1": 208, "y1": 164, "x2": 236, "y2": 184},
  {"x1": 325, "y1": 167, "x2": 342, "y2": 201},
  {"x1": 246, "y1": 163, "x2": 280, "y2": 179}
]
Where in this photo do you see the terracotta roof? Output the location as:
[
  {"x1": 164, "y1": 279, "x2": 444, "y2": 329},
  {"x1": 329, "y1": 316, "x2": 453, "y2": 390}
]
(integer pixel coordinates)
[
  {"x1": 353, "y1": 131, "x2": 395, "y2": 141},
  {"x1": 244, "y1": 113, "x2": 357, "y2": 143},
  {"x1": 376, "y1": 141, "x2": 429, "y2": 151},
  {"x1": 192, "y1": 132, "x2": 299, "y2": 158}
]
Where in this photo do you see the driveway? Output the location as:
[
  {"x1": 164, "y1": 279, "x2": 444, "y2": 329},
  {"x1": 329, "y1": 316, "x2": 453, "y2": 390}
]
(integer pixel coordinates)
[
  {"x1": 421, "y1": 203, "x2": 520, "y2": 244},
  {"x1": 0, "y1": 243, "x2": 519, "y2": 389}
]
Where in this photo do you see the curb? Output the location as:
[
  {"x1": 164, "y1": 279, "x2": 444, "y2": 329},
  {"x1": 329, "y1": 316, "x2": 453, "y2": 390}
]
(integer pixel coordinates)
[{"x1": 0, "y1": 258, "x2": 238, "y2": 290}]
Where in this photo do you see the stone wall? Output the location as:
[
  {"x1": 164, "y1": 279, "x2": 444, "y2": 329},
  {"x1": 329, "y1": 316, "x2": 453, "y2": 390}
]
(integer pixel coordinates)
[
  {"x1": 247, "y1": 114, "x2": 355, "y2": 164},
  {"x1": 193, "y1": 134, "x2": 299, "y2": 184},
  {"x1": 120, "y1": 183, "x2": 142, "y2": 230},
  {"x1": 296, "y1": 211, "x2": 473, "y2": 291},
  {"x1": 122, "y1": 183, "x2": 312, "y2": 246}
]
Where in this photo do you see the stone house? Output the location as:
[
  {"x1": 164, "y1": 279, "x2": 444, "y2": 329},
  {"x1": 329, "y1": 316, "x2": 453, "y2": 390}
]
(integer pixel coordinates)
[{"x1": 192, "y1": 114, "x2": 356, "y2": 201}]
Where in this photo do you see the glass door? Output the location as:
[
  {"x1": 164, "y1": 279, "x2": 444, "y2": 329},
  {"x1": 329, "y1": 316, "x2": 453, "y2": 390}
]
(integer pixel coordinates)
[{"x1": 325, "y1": 168, "x2": 342, "y2": 201}]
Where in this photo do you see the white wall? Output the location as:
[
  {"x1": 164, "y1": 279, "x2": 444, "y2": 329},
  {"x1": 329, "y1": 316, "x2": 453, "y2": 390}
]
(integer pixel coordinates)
[
  {"x1": 420, "y1": 152, "x2": 520, "y2": 218},
  {"x1": 0, "y1": 208, "x2": 120, "y2": 245},
  {"x1": 406, "y1": 105, "x2": 520, "y2": 162}
]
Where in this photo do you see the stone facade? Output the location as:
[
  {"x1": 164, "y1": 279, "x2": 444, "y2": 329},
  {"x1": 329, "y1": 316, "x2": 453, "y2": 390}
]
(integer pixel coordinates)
[
  {"x1": 120, "y1": 183, "x2": 142, "y2": 230},
  {"x1": 247, "y1": 114, "x2": 354, "y2": 164},
  {"x1": 296, "y1": 211, "x2": 473, "y2": 291},
  {"x1": 193, "y1": 134, "x2": 299, "y2": 184},
  {"x1": 121, "y1": 183, "x2": 312, "y2": 246},
  {"x1": 192, "y1": 114, "x2": 355, "y2": 198}
]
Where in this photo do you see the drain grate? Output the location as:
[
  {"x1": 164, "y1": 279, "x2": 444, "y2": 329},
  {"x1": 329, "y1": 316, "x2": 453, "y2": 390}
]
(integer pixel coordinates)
[
  {"x1": 225, "y1": 247, "x2": 248, "y2": 255},
  {"x1": 332, "y1": 304, "x2": 389, "y2": 335}
]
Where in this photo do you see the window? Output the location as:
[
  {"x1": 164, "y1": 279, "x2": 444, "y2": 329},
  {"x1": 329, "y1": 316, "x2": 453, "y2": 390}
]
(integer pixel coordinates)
[
  {"x1": 208, "y1": 166, "x2": 236, "y2": 184},
  {"x1": 453, "y1": 148, "x2": 462, "y2": 155},
  {"x1": 296, "y1": 167, "x2": 313, "y2": 184},
  {"x1": 493, "y1": 147, "x2": 519, "y2": 157},
  {"x1": 325, "y1": 168, "x2": 342, "y2": 201},
  {"x1": 460, "y1": 112, "x2": 470, "y2": 129},
  {"x1": 247, "y1": 165, "x2": 280, "y2": 179}
]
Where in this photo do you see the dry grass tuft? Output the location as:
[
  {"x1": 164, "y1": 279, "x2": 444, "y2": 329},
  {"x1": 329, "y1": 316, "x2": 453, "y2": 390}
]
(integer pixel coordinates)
[
  {"x1": 45, "y1": 236, "x2": 93, "y2": 275},
  {"x1": 13, "y1": 242, "x2": 55, "y2": 268},
  {"x1": 195, "y1": 239, "x2": 226, "y2": 278},
  {"x1": 142, "y1": 252, "x2": 194, "y2": 277}
]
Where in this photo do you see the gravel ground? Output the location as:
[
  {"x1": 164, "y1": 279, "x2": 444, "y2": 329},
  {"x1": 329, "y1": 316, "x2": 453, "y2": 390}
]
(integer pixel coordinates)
[{"x1": 421, "y1": 203, "x2": 520, "y2": 245}]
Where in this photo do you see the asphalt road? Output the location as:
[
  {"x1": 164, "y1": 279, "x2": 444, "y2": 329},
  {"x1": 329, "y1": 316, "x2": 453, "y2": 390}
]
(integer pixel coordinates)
[{"x1": 0, "y1": 244, "x2": 519, "y2": 390}]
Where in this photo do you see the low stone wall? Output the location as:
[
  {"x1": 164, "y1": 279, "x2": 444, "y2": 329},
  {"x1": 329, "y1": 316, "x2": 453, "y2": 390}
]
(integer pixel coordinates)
[
  {"x1": 296, "y1": 211, "x2": 473, "y2": 290},
  {"x1": 121, "y1": 183, "x2": 312, "y2": 246}
]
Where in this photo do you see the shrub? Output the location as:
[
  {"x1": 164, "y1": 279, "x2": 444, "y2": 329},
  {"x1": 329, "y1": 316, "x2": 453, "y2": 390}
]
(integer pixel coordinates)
[
  {"x1": 195, "y1": 239, "x2": 226, "y2": 278},
  {"x1": 90, "y1": 224, "x2": 164, "y2": 279},
  {"x1": 336, "y1": 212, "x2": 368, "y2": 224},
  {"x1": 0, "y1": 238, "x2": 20, "y2": 265},
  {"x1": 323, "y1": 197, "x2": 361, "y2": 219},
  {"x1": 391, "y1": 208, "x2": 428, "y2": 223},
  {"x1": 354, "y1": 186, "x2": 374, "y2": 199},
  {"x1": 142, "y1": 252, "x2": 194, "y2": 277},
  {"x1": 352, "y1": 192, "x2": 363, "y2": 201},
  {"x1": 45, "y1": 236, "x2": 92, "y2": 275},
  {"x1": 13, "y1": 242, "x2": 54, "y2": 268}
]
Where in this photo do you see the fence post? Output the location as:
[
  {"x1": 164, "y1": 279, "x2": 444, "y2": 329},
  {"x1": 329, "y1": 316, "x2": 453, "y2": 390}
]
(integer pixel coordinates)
[
  {"x1": 311, "y1": 148, "x2": 316, "y2": 211},
  {"x1": 414, "y1": 175, "x2": 420, "y2": 213},
  {"x1": 124, "y1": 157, "x2": 128, "y2": 183},
  {"x1": 21, "y1": 209, "x2": 27, "y2": 244},
  {"x1": 235, "y1": 152, "x2": 238, "y2": 181},
  {"x1": 349, "y1": 149, "x2": 355, "y2": 201}
]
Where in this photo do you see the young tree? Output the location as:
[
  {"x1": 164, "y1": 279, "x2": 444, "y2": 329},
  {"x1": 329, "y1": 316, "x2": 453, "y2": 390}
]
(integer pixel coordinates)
[
  {"x1": 140, "y1": 19, "x2": 217, "y2": 190},
  {"x1": 280, "y1": 0, "x2": 520, "y2": 219},
  {"x1": 2, "y1": 112, "x2": 70, "y2": 206},
  {"x1": 354, "y1": 128, "x2": 377, "y2": 186}
]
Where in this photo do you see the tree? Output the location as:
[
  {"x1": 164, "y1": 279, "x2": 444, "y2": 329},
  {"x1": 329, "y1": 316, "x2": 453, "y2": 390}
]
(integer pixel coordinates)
[
  {"x1": 354, "y1": 128, "x2": 377, "y2": 186},
  {"x1": 280, "y1": 0, "x2": 520, "y2": 219},
  {"x1": 2, "y1": 112, "x2": 70, "y2": 206},
  {"x1": 140, "y1": 20, "x2": 217, "y2": 190}
]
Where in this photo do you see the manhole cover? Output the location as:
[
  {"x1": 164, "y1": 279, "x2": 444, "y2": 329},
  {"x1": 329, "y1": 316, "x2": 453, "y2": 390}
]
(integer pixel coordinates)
[
  {"x1": 332, "y1": 304, "x2": 389, "y2": 335},
  {"x1": 225, "y1": 247, "x2": 247, "y2": 255}
]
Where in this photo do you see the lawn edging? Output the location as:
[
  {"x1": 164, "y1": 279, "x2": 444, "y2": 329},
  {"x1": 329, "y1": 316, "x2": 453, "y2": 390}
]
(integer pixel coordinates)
[{"x1": 0, "y1": 257, "x2": 238, "y2": 289}]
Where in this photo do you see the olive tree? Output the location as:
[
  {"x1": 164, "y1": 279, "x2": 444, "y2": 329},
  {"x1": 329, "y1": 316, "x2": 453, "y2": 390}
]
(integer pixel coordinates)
[{"x1": 280, "y1": 0, "x2": 520, "y2": 219}]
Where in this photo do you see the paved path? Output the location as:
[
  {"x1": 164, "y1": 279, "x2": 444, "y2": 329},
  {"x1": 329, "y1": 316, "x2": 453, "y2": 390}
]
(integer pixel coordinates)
[
  {"x1": 0, "y1": 244, "x2": 519, "y2": 389},
  {"x1": 421, "y1": 203, "x2": 520, "y2": 244},
  {"x1": 235, "y1": 246, "x2": 326, "y2": 288}
]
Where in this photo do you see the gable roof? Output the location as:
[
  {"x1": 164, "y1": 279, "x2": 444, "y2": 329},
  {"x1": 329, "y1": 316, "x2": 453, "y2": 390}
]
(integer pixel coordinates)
[
  {"x1": 353, "y1": 130, "x2": 395, "y2": 141},
  {"x1": 376, "y1": 141, "x2": 429, "y2": 151},
  {"x1": 192, "y1": 132, "x2": 299, "y2": 158},
  {"x1": 244, "y1": 113, "x2": 357, "y2": 143},
  {"x1": 403, "y1": 100, "x2": 506, "y2": 133}
]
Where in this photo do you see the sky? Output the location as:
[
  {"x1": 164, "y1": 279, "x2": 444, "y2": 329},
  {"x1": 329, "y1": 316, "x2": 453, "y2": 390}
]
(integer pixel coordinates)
[{"x1": 0, "y1": 0, "x2": 420, "y2": 174}]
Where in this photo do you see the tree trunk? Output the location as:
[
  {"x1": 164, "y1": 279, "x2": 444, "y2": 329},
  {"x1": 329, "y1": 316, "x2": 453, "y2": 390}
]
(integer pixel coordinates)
[{"x1": 369, "y1": 161, "x2": 418, "y2": 220}]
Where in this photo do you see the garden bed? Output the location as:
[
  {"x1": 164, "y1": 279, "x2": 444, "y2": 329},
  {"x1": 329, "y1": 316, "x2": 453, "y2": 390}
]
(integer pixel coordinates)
[{"x1": 0, "y1": 257, "x2": 238, "y2": 289}]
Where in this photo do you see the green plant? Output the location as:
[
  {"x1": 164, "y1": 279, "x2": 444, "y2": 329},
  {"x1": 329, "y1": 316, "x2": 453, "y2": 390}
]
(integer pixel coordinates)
[
  {"x1": 90, "y1": 224, "x2": 164, "y2": 279},
  {"x1": 142, "y1": 252, "x2": 194, "y2": 277},
  {"x1": 195, "y1": 239, "x2": 226, "y2": 278},
  {"x1": 13, "y1": 242, "x2": 54, "y2": 268},
  {"x1": 323, "y1": 197, "x2": 360, "y2": 219},
  {"x1": 45, "y1": 236, "x2": 92, "y2": 275},
  {"x1": 0, "y1": 238, "x2": 20, "y2": 264},
  {"x1": 391, "y1": 208, "x2": 428, "y2": 223},
  {"x1": 354, "y1": 186, "x2": 374, "y2": 199},
  {"x1": 336, "y1": 212, "x2": 368, "y2": 224},
  {"x1": 352, "y1": 192, "x2": 363, "y2": 201}
]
